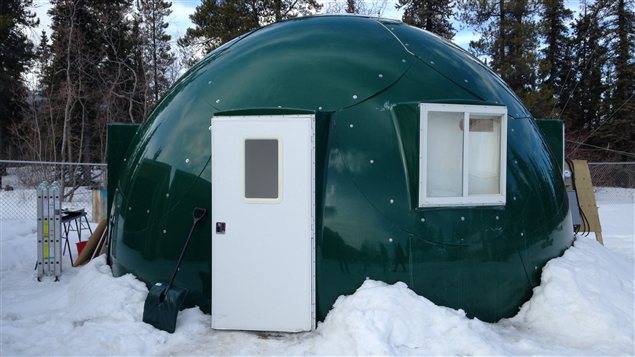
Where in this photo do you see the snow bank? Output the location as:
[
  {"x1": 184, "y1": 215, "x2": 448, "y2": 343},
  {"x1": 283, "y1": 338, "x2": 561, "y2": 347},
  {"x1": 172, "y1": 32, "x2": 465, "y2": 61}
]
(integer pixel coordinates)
[
  {"x1": 1, "y1": 189, "x2": 633, "y2": 355},
  {"x1": 509, "y1": 237, "x2": 634, "y2": 355},
  {"x1": 2, "y1": 256, "x2": 154, "y2": 355},
  {"x1": 309, "y1": 236, "x2": 634, "y2": 356},
  {"x1": 312, "y1": 280, "x2": 503, "y2": 355},
  {"x1": 595, "y1": 187, "x2": 635, "y2": 261}
]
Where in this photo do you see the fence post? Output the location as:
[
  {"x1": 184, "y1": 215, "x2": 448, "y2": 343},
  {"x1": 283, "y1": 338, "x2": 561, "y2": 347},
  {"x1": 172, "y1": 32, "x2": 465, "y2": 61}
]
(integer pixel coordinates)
[{"x1": 92, "y1": 189, "x2": 101, "y2": 222}]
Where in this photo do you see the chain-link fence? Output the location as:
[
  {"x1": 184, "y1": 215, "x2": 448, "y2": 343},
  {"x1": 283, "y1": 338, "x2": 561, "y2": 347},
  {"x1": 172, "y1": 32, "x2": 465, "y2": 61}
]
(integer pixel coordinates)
[
  {"x1": 588, "y1": 162, "x2": 635, "y2": 188},
  {"x1": 589, "y1": 161, "x2": 635, "y2": 204},
  {"x1": 0, "y1": 160, "x2": 107, "y2": 222},
  {"x1": 1, "y1": 160, "x2": 632, "y2": 221}
]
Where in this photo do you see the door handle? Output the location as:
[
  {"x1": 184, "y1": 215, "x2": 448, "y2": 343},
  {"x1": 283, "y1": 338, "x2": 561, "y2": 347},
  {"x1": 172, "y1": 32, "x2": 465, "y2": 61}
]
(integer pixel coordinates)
[{"x1": 215, "y1": 222, "x2": 226, "y2": 234}]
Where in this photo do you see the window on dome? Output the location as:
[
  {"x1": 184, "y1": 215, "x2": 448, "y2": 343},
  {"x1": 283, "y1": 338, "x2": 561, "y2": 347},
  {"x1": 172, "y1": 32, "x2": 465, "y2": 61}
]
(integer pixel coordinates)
[{"x1": 419, "y1": 103, "x2": 507, "y2": 207}]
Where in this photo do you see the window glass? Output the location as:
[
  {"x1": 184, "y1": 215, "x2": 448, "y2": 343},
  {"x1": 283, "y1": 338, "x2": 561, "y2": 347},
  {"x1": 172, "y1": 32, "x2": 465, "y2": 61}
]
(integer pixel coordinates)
[
  {"x1": 426, "y1": 111, "x2": 463, "y2": 197},
  {"x1": 245, "y1": 139, "x2": 279, "y2": 199},
  {"x1": 419, "y1": 103, "x2": 506, "y2": 207},
  {"x1": 468, "y1": 115, "x2": 501, "y2": 195}
]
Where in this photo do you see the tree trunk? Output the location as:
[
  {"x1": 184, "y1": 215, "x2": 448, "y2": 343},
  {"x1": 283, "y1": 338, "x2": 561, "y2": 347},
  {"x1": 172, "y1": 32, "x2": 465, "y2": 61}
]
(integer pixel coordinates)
[
  {"x1": 498, "y1": 0, "x2": 506, "y2": 72},
  {"x1": 61, "y1": 3, "x2": 76, "y2": 164}
]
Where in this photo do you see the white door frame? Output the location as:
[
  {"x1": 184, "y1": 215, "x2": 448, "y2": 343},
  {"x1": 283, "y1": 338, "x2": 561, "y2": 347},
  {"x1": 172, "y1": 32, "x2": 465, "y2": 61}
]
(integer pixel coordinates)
[{"x1": 210, "y1": 114, "x2": 316, "y2": 332}]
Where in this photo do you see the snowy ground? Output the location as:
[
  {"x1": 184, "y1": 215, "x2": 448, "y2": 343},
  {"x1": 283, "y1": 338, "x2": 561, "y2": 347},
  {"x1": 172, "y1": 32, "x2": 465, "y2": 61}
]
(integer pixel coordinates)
[{"x1": 1, "y1": 188, "x2": 633, "y2": 355}]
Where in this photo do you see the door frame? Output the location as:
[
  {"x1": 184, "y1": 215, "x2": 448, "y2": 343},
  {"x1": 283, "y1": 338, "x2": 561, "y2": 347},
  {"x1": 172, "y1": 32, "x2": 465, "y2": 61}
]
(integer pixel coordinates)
[{"x1": 210, "y1": 114, "x2": 316, "y2": 332}]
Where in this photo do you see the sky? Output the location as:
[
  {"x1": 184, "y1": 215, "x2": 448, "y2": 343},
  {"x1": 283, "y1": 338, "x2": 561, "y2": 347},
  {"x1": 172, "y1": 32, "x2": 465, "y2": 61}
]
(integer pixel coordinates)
[
  {"x1": 26, "y1": 0, "x2": 476, "y2": 51},
  {"x1": 26, "y1": 0, "x2": 584, "y2": 61}
]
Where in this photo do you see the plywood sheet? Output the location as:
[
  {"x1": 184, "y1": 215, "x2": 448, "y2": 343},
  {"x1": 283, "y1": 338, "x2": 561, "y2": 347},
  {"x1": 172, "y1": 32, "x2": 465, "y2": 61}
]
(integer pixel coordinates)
[
  {"x1": 73, "y1": 219, "x2": 107, "y2": 267},
  {"x1": 571, "y1": 160, "x2": 603, "y2": 244}
]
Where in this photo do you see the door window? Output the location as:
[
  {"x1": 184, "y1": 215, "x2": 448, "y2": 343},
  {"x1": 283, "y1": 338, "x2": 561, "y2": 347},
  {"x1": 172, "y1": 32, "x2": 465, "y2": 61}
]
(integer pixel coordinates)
[{"x1": 244, "y1": 139, "x2": 280, "y2": 200}]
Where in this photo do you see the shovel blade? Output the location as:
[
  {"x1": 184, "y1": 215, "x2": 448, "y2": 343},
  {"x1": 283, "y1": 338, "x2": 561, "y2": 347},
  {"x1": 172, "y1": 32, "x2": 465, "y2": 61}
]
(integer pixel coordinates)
[{"x1": 143, "y1": 284, "x2": 188, "y2": 333}]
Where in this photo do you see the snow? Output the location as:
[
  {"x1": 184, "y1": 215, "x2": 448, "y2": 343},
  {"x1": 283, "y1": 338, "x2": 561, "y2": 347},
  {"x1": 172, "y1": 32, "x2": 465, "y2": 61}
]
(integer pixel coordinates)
[{"x1": 1, "y1": 189, "x2": 634, "y2": 355}]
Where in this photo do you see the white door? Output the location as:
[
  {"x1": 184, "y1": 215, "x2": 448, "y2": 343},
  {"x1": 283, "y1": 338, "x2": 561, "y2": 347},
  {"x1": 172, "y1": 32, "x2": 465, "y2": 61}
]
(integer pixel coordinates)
[{"x1": 211, "y1": 115, "x2": 315, "y2": 332}]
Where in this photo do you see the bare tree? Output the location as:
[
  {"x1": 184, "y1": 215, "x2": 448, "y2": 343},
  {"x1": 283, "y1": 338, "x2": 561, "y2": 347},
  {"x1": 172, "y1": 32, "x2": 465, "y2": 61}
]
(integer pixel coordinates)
[{"x1": 324, "y1": 0, "x2": 387, "y2": 16}]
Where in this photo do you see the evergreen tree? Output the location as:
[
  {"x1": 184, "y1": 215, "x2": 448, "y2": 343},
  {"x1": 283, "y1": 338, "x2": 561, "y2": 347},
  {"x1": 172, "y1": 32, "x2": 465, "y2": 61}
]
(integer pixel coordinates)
[
  {"x1": 0, "y1": 0, "x2": 38, "y2": 159},
  {"x1": 610, "y1": 0, "x2": 634, "y2": 106},
  {"x1": 178, "y1": 0, "x2": 321, "y2": 66},
  {"x1": 266, "y1": 0, "x2": 321, "y2": 22},
  {"x1": 177, "y1": 0, "x2": 262, "y2": 64},
  {"x1": 346, "y1": 0, "x2": 357, "y2": 13},
  {"x1": 537, "y1": 0, "x2": 573, "y2": 118},
  {"x1": 136, "y1": 0, "x2": 176, "y2": 107},
  {"x1": 589, "y1": 0, "x2": 634, "y2": 159},
  {"x1": 459, "y1": 0, "x2": 540, "y2": 113},
  {"x1": 27, "y1": 32, "x2": 52, "y2": 160},
  {"x1": 397, "y1": 0, "x2": 455, "y2": 39},
  {"x1": 559, "y1": 4, "x2": 608, "y2": 133},
  {"x1": 35, "y1": 31, "x2": 51, "y2": 86}
]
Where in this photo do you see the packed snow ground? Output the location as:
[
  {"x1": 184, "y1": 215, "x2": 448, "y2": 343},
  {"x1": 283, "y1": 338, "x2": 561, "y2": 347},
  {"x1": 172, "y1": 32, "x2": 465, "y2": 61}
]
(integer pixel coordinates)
[{"x1": 1, "y1": 189, "x2": 633, "y2": 355}]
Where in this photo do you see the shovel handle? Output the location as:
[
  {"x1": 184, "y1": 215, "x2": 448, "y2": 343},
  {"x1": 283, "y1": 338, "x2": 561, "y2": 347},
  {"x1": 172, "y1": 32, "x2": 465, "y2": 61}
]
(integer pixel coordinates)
[
  {"x1": 166, "y1": 207, "x2": 207, "y2": 290},
  {"x1": 193, "y1": 207, "x2": 207, "y2": 222}
]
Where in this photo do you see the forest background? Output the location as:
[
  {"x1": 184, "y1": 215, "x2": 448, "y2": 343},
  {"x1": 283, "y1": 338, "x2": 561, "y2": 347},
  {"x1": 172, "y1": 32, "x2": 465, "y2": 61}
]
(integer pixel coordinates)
[{"x1": 1, "y1": 0, "x2": 633, "y2": 164}]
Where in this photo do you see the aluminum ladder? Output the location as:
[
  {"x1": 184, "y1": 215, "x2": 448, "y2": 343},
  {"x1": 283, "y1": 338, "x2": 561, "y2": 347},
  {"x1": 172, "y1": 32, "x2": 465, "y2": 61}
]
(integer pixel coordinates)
[{"x1": 36, "y1": 181, "x2": 62, "y2": 281}]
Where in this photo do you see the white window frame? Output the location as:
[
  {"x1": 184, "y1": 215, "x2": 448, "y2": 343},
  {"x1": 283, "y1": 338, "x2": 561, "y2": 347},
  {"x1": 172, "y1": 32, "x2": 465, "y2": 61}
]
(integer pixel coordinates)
[{"x1": 419, "y1": 103, "x2": 507, "y2": 207}]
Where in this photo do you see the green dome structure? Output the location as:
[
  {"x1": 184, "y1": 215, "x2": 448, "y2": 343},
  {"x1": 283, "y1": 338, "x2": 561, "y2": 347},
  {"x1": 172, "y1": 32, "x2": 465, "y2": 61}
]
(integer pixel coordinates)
[{"x1": 109, "y1": 15, "x2": 573, "y2": 331}]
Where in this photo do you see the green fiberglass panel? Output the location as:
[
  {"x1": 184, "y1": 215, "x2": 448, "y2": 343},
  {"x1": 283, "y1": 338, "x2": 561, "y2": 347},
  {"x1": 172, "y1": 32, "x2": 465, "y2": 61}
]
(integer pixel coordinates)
[
  {"x1": 382, "y1": 22, "x2": 531, "y2": 119},
  {"x1": 109, "y1": 15, "x2": 574, "y2": 323},
  {"x1": 106, "y1": 123, "x2": 140, "y2": 218},
  {"x1": 315, "y1": 99, "x2": 572, "y2": 321},
  {"x1": 176, "y1": 16, "x2": 411, "y2": 113},
  {"x1": 536, "y1": 119, "x2": 565, "y2": 173}
]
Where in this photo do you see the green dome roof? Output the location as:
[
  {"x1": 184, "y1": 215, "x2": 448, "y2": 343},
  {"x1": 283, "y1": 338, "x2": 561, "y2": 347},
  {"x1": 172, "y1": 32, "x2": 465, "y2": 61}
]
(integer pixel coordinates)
[{"x1": 109, "y1": 15, "x2": 572, "y2": 324}]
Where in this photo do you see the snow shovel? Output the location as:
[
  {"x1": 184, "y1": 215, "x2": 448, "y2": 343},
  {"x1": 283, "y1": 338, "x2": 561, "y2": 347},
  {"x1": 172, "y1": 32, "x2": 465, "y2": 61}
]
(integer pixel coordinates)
[{"x1": 142, "y1": 207, "x2": 207, "y2": 333}]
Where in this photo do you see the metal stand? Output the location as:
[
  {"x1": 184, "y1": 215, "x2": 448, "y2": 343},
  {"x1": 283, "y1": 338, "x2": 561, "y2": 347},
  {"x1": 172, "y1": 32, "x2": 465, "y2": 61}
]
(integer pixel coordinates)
[{"x1": 61, "y1": 209, "x2": 93, "y2": 264}]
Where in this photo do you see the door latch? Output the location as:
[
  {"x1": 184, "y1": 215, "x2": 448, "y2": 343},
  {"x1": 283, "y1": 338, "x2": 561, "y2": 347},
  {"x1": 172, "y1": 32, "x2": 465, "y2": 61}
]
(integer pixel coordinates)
[{"x1": 215, "y1": 222, "x2": 226, "y2": 234}]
